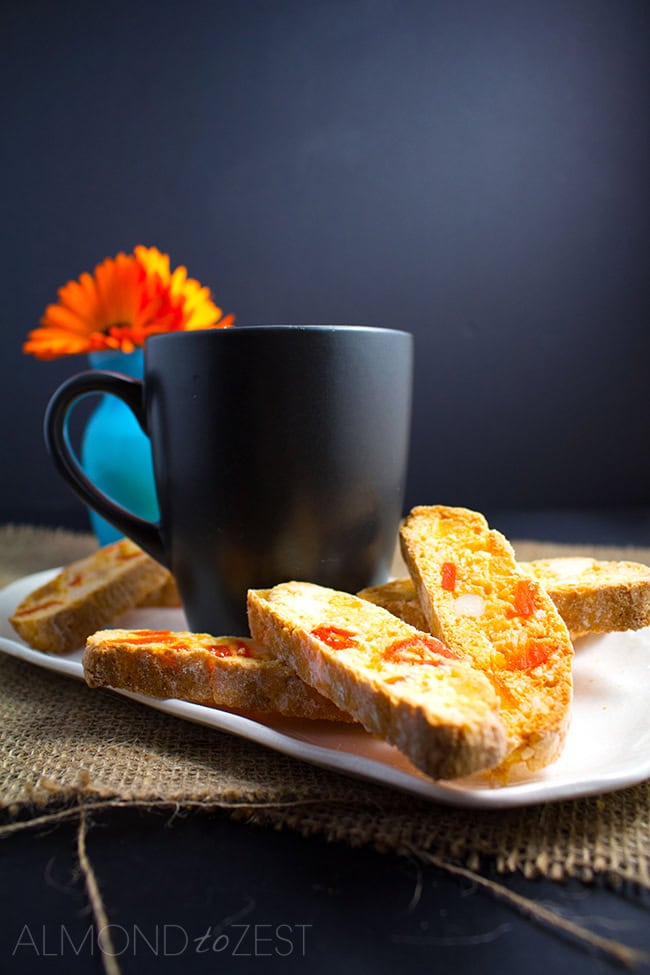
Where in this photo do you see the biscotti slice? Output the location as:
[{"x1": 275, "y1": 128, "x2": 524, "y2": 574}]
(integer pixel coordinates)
[
  {"x1": 400, "y1": 506, "x2": 574, "y2": 776},
  {"x1": 520, "y1": 557, "x2": 650, "y2": 637},
  {"x1": 247, "y1": 582, "x2": 507, "y2": 780},
  {"x1": 10, "y1": 539, "x2": 171, "y2": 653},
  {"x1": 83, "y1": 629, "x2": 352, "y2": 721},
  {"x1": 359, "y1": 557, "x2": 650, "y2": 639}
]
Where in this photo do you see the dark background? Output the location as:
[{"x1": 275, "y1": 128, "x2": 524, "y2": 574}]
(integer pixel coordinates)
[
  {"x1": 2, "y1": 8, "x2": 650, "y2": 968},
  {"x1": 2, "y1": 0, "x2": 649, "y2": 533}
]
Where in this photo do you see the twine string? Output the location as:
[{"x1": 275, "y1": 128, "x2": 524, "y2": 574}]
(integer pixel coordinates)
[
  {"x1": 76, "y1": 807, "x2": 122, "y2": 975},
  {"x1": 0, "y1": 795, "x2": 361, "y2": 839},
  {"x1": 407, "y1": 845, "x2": 649, "y2": 970}
]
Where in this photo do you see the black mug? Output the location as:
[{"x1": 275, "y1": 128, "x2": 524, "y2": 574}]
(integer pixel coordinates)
[{"x1": 45, "y1": 325, "x2": 413, "y2": 634}]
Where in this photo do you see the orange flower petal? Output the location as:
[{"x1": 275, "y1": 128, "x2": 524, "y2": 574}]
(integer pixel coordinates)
[
  {"x1": 185, "y1": 302, "x2": 223, "y2": 329},
  {"x1": 57, "y1": 276, "x2": 96, "y2": 319},
  {"x1": 40, "y1": 303, "x2": 89, "y2": 335},
  {"x1": 25, "y1": 246, "x2": 235, "y2": 359}
]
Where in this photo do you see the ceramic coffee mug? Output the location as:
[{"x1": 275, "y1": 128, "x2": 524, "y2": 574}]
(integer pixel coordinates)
[{"x1": 45, "y1": 325, "x2": 413, "y2": 634}]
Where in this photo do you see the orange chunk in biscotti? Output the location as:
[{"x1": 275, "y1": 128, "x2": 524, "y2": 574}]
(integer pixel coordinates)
[
  {"x1": 247, "y1": 581, "x2": 507, "y2": 781},
  {"x1": 83, "y1": 629, "x2": 352, "y2": 721},
  {"x1": 400, "y1": 505, "x2": 574, "y2": 778}
]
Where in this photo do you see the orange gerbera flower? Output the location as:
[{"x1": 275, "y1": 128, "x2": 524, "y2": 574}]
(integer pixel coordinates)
[{"x1": 23, "y1": 246, "x2": 234, "y2": 360}]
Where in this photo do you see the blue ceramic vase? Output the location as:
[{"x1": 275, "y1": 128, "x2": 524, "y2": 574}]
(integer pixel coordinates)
[{"x1": 81, "y1": 349, "x2": 159, "y2": 546}]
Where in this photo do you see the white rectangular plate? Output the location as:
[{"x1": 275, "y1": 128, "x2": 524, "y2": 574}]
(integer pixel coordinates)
[{"x1": 2, "y1": 569, "x2": 650, "y2": 809}]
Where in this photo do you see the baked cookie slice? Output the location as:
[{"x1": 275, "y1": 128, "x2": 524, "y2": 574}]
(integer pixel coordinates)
[
  {"x1": 399, "y1": 506, "x2": 574, "y2": 777},
  {"x1": 247, "y1": 582, "x2": 506, "y2": 780},
  {"x1": 521, "y1": 557, "x2": 650, "y2": 637},
  {"x1": 10, "y1": 539, "x2": 171, "y2": 653},
  {"x1": 359, "y1": 558, "x2": 650, "y2": 640},
  {"x1": 84, "y1": 629, "x2": 351, "y2": 721}
]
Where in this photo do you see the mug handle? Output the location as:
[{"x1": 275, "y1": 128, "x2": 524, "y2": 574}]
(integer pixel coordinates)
[{"x1": 44, "y1": 369, "x2": 166, "y2": 565}]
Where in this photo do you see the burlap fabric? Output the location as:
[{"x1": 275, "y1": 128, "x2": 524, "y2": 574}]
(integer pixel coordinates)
[{"x1": 1, "y1": 524, "x2": 650, "y2": 889}]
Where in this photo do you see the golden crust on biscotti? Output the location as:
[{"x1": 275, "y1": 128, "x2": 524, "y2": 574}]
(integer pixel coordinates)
[
  {"x1": 10, "y1": 539, "x2": 170, "y2": 653},
  {"x1": 247, "y1": 582, "x2": 507, "y2": 780},
  {"x1": 83, "y1": 629, "x2": 352, "y2": 721},
  {"x1": 520, "y1": 557, "x2": 650, "y2": 635},
  {"x1": 399, "y1": 506, "x2": 574, "y2": 778}
]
